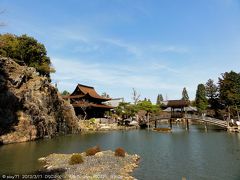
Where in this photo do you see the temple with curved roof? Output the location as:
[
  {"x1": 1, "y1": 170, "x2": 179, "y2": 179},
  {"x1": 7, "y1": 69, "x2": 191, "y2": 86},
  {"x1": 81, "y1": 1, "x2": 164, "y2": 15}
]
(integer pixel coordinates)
[{"x1": 63, "y1": 84, "x2": 113, "y2": 119}]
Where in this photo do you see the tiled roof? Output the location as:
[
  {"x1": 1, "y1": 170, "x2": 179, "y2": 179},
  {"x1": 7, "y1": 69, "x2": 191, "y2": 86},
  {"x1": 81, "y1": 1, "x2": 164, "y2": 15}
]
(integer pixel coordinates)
[
  {"x1": 76, "y1": 84, "x2": 111, "y2": 100},
  {"x1": 167, "y1": 100, "x2": 190, "y2": 108}
]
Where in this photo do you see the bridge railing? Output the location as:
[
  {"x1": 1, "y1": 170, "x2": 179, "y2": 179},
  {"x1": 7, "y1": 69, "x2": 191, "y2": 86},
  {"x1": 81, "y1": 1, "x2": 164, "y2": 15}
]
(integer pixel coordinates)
[
  {"x1": 148, "y1": 114, "x2": 227, "y2": 126},
  {"x1": 185, "y1": 114, "x2": 223, "y2": 121},
  {"x1": 185, "y1": 114, "x2": 228, "y2": 128}
]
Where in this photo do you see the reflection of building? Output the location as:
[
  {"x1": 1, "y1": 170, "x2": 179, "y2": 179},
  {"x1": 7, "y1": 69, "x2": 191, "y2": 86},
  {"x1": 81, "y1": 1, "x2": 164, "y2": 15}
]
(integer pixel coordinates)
[
  {"x1": 104, "y1": 98, "x2": 124, "y2": 108},
  {"x1": 63, "y1": 84, "x2": 113, "y2": 119}
]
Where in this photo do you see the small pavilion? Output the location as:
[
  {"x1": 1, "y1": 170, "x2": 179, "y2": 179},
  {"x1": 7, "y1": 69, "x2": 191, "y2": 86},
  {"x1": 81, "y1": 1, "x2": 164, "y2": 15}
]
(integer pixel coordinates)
[
  {"x1": 165, "y1": 100, "x2": 191, "y2": 118},
  {"x1": 164, "y1": 100, "x2": 190, "y2": 129}
]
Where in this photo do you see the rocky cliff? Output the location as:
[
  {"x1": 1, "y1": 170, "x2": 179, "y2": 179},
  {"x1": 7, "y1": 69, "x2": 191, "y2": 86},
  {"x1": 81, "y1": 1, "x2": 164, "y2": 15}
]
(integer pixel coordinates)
[{"x1": 0, "y1": 57, "x2": 80, "y2": 144}]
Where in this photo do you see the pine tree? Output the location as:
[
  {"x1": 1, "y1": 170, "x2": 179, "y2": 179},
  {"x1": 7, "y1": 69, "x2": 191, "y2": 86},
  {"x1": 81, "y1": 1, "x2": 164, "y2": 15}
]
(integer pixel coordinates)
[
  {"x1": 205, "y1": 79, "x2": 219, "y2": 110},
  {"x1": 156, "y1": 94, "x2": 163, "y2": 105},
  {"x1": 205, "y1": 79, "x2": 218, "y2": 99},
  {"x1": 219, "y1": 71, "x2": 240, "y2": 107},
  {"x1": 181, "y1": 87, "x2": 189, "y2": 101},
  {"x1": 62, "y1": 90, "x2": 70, "y2": 95},
  {"x1": 195, "y1": 84, "x2": 208, "y2": 113},
  {"x1": 0, "y1": 33, "x2": 54, "y2": 79}
]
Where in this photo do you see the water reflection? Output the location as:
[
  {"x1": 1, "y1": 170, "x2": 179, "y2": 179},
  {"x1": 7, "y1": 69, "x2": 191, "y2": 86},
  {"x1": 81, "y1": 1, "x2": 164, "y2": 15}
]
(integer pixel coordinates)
[{"x1": 0, "y1": 125, "x2": 240, "y2": 180}]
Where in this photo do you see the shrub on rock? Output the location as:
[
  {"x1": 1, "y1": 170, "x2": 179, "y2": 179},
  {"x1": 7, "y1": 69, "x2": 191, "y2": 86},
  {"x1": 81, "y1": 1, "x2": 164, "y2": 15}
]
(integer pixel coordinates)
[
  {"x1": 69, "y1": 153, "x2": 84, "y2": 165},
  {"x1": 115, "y1": 147, "x2": 125, "y2": 157},
  {"x1": 85, "y1": 145, "x2": 101, "y2": 156}
]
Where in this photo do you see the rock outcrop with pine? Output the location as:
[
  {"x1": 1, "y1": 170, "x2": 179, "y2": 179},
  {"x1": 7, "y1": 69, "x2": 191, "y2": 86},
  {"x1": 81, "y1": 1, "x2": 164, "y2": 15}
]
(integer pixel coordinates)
[{"x1": 0, "y1": 57, "x2": 80, "y2": 144}]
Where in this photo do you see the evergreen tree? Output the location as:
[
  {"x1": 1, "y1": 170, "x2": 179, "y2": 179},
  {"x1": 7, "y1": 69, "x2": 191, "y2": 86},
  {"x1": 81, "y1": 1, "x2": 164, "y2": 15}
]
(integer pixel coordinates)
[
  {"x1": 181, "y1": 87, "x2": 189, "y2": 101},
  {"x1": 195, "y1": 84, "x2": 208, "y2": 113},
  {"x1": 156, "y1": 94, "x2": 163, "y2": 105},
  {"x1": 219, "y1": 71, "x2": 240, "y2": 107},
  {"x1": 136, "y1": 100, "x2": 159, "y2": 114},
  {"x1": 115, "y1": 102, "x2": 137, "y2": 118},
  {"x1": 62, "y1": 90, "x2": 70, "y2": 95},
  {"x1": 205, "y1": 79, "x2": 218, "y2": 99},
  {"x1": 0, "y1": 33, "x2": 55, "y2": 80},
  {"x1": 205, "y1": 79, "x2": 219, "y2": 109},
  {"x1": 159, "y1": 94, "x2": 163, "y2": 101}
]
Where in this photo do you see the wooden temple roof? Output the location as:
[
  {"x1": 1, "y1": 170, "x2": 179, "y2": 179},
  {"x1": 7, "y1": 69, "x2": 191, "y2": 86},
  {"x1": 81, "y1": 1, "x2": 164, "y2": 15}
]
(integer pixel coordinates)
[
  {"x1": 76, "y1": 84, "x2": 111, "y2": 100},
  {"x1": 64, "y1": 84, "x2": 111, "y2": 101},
  {"x1": 167, "y1": 100, "x2": 190, "y2": 108}
]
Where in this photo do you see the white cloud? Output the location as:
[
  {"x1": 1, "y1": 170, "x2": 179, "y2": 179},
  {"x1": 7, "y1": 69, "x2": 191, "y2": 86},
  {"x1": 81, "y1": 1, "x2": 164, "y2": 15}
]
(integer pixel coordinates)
[
  {"x1": 51, "y1": 57, "x2": 182, "y2": 93},
  {"x1": 45, "y1": 26, "x2": 190, "y2": 59},
  {"x1": 102, "y1": 38, "x2": 142, "y2": 57},
  {"x1": 102, "y1": 38, "x2": 189, "y2": 57}
]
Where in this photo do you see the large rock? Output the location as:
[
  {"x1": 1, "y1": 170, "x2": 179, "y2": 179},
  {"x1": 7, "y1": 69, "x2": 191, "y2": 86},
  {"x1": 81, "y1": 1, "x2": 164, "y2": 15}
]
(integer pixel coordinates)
[{"x1": 0, "y1": 57, "x2": 80, "y2": 144}]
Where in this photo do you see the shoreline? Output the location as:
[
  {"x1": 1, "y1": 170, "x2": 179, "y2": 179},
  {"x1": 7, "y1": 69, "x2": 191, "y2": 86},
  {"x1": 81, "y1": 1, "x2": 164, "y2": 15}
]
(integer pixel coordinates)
[
  {"x1": 0, "y1": 124, "x2": 139, "y2": 146},
  {"x1": 1, "y1": 120, "x2": 232, "y2": 146}
]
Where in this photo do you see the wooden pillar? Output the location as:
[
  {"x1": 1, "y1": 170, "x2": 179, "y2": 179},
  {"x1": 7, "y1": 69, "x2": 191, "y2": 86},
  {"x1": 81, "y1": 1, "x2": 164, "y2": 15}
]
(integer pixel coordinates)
[
  {"x1": 186, "y1": 119, "x2": 189, "y2": 130},
  {"x1": 169, "y1": 118, "x2": 172, "y2": 129}
]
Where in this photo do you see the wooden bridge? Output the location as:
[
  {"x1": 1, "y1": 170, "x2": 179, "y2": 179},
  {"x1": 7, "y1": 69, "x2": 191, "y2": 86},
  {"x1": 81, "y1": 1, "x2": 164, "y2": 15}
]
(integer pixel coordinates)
[
  {"x1": 139, "y1": 100, "x2": 229, "y2": 130},
  {"x1": 141, "y1": 114, "x2": 228, "y2": 130},
  {"x1": 184, "y1": 114, "x2": 227, "y2": 128}
]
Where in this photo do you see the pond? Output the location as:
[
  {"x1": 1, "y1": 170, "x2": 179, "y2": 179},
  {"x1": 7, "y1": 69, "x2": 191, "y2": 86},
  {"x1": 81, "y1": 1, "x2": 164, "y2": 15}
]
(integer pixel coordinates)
[{"x1": 0, "y1": 124, "x2": 240, "y2": 180}]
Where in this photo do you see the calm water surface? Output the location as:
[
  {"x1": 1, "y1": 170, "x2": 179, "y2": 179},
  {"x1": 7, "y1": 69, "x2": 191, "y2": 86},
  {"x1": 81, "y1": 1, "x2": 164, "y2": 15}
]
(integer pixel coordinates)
[{"x1": 0, "y1": 124, "x2": 240, "y2": 180}]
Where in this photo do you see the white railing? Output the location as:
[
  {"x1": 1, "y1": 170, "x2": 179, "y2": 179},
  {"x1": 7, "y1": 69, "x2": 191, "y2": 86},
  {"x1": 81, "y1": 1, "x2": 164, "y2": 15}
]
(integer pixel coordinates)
[
  {"x1": 147, "y1": 114, "x2": 227, "y2": 128},
  {"x1": 185, "y1": 114, "x2": 227, "y2": 127}
]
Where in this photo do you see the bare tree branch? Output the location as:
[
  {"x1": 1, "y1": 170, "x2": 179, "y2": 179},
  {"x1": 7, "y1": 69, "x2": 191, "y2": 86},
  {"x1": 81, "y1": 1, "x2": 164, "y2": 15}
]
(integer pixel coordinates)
[{"x1": 132, "y1": 88, "x2": 140, "y2": 105}]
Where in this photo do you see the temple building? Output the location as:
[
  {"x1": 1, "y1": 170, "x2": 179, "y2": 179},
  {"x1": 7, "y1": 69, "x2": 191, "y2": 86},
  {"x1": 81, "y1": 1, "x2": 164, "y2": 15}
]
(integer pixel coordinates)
[{"x1": 63, "y1": 84, "x2": 113, "y2": 119}]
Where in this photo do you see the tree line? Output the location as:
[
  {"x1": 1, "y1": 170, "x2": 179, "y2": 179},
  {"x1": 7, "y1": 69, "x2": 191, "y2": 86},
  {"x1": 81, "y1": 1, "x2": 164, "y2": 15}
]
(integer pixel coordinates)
[
  {"x1": 195, "y1": 71, "x2": 240, "y2": 118},
  {"x1": 154, "y1": 71, "x2": 240, "y2": 119}
]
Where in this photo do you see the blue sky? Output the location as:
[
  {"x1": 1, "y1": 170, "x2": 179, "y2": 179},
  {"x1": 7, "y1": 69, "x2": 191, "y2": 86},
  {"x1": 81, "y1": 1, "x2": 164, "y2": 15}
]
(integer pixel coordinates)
[{"x1": 1, "y1": 0, "x2": 240, "y2": 103}]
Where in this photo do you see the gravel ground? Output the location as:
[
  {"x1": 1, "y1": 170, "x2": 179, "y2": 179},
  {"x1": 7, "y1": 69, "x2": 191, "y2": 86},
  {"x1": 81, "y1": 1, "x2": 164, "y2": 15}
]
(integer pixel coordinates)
[{"x1": 39, "y1": 150, "x2": 140, "y2": 180}]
